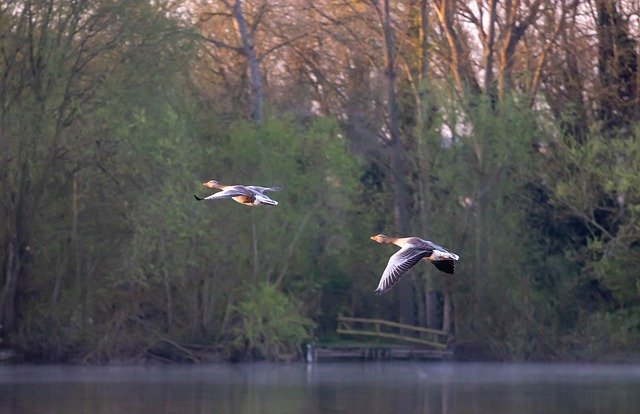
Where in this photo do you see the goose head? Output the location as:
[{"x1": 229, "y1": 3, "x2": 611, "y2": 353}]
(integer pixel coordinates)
[
  {"x1": 370, "y1": 234, "x2": 391, "y2": 244},
  {"x1": 203, "y1": 180, "x2": 222, "y2": 189}
]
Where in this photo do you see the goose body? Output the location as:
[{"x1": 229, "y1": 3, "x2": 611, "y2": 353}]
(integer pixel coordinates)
[
  {"x1": 194, "y1": 180, "x2": 281, "y2": 206},
  {"x1": 370, "y1": 234, "x2": 459, "y2": 295}
]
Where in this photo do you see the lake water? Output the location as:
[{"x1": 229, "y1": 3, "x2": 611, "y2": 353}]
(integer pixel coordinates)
[{"x1": 1, "y1": 362, "x2": 639, "y2": 413}]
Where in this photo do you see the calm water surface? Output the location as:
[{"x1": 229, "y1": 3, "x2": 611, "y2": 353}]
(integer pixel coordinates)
[{"x1": 1, "y1": 362, "x2": 639, "y2": 413}]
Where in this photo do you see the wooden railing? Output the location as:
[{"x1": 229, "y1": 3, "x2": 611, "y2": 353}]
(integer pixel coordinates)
[{"x1": 336, "y1": 315, "x2": 449, "y2": 349}]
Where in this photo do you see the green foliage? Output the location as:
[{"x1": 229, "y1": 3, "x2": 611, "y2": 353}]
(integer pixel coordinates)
[
  {"x1": 193, "y1": 116, "x2": 365, "y2": 324},
  {"x1": 540, "y1": 129, "x2": 640, "y2": 358},
  {"x1": 2, "y1": 1, "x2": 640, "y2": 364},
  {"x1": 93, "y1": 114, "x2": 362, "y2": 359},
  {"x1": 410, "y1": 94, "x2": 551, "y2": 358},
  {"x1": 573, "y1": 309, "x2": 640, "y2": 361},
  {"x1": 0, "y1": 0, "x2": 198, "y2": 359},
  {"x1": 229, "y1": 283, "x2": 315, "y2": 360}
]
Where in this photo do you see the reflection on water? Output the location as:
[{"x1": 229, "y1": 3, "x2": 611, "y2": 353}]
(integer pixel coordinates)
[{"x1": 1, "y1": 362, "x2": 640, "y2": 413}]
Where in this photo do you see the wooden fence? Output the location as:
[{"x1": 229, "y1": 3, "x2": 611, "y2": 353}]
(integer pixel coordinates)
[{"x1": 336, "y1": 315, "x2": 449, "y2": 349}]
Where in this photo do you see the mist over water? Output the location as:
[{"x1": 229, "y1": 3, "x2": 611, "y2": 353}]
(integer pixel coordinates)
[{"x1": 1, "y1": 362, "x2": 639, "y2": 413}]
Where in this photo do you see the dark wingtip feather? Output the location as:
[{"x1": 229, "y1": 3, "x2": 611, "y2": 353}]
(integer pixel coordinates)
[
  {"x1": 374, "y1": 288, "x2": 385, "y2": 295},
  {"x1": 432, "y1": 259, "x2": 455, "y2": 275},
  {"x1": 194, "y1": 194, "x2": 204, "y2": 201}
]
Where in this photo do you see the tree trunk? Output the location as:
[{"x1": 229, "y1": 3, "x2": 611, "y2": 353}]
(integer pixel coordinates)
[
  {"x1": 442, "y1": 277, "x2": 453, "y2": 333},
  {"x1": 497, "y1": 0, "x2": 543, "y2": 101},
  {"x1": 160, "y1": 233, "x2": 173, "y2": 333},
  {"x1": 252, "y1": 220, "x2": 259, "y2": 283},
  {"x1": 415, "y1": 0, "x2": 439, "y2": 329},
  {"x1": 0, "y1": 41, "x2": 16, "y2": 335},
  {"x1": 0, "y1": 238, "x2": 18, "y2": 333},
  {"x1": 233, "y1": 0, "x2": 265, "y2": 124},
  {"x1": 0, "y1": 75, "x2": 12, "y2": 332},
  {"x1": 595, "y1": 0, "x2": 638, "y2": 132},
  {"x1": 0, "y1": 166, "x2": 32, "y2": 336},
  {"x1": 483, "y1": 0, "x2": 498, "y2": 97},
  {"x1": 377, "y1": 0, "x2": 414, "y2": 326},
  {"x1": 434, "y1": 0, "x2": 482, "y2": 96}
]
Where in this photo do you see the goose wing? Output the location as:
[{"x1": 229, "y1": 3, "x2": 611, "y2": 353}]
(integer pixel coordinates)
[
  {"x1": 417, "y1": 238, "x2": 460, "y2": 261},
  {"x1": 432, "y1": 259, "x2": 455, "y2": 275},
  {"x1": 374, "y1": 246, "x2": 430, "y2": 294},
  {"x1": 254, "y1": 194, "x2": 278, "y2": 205},
  {"x1": 246, "y1": 184, "x2": 282, "y2": 194},
  {"x1": 414, "y1": 238, "x2": 447, "y2": 252},
  {"x1": 194, "y1": 186, "x2": 254, "y2": 201}
]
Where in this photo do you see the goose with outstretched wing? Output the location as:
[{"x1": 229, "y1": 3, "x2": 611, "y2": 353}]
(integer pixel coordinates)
[
  {"x1": 194, "y1": 180, "x2": 281, "y2": 206},
  {"x1": 370, "y1": 234, "x2": 459, "y2": 295}
]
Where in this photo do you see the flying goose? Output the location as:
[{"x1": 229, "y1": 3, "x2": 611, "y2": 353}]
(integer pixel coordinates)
[
  {"x1": 370, "y1": 234, "x2": 459, "y2": 294},
  {"x1": 194, "y1": 179, "x2": 281, "y2": 206}
]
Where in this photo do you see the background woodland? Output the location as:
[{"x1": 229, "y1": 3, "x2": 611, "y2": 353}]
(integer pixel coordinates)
[{"x1": 1, "y1": 0, "x2": 640, "y2": 362}]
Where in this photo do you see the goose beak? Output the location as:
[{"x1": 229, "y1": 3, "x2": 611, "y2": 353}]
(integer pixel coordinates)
[{"x1": 370, "y1": 234, "x2": 384, "y2": 243}]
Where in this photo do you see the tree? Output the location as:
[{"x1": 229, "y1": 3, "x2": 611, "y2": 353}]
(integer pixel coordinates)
[
  {"x1": 595, "y1": 0, "x2": 638, "y2": 132},
  {"x1": 0, "y1": 0, "x2": 195, "y2": 357},
  {"x1": 0, "y1": 0, "x2": 134, "y2": 334},
  {"x1": 195, "y1": 0, "x2": 309, "y2": 123}
]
